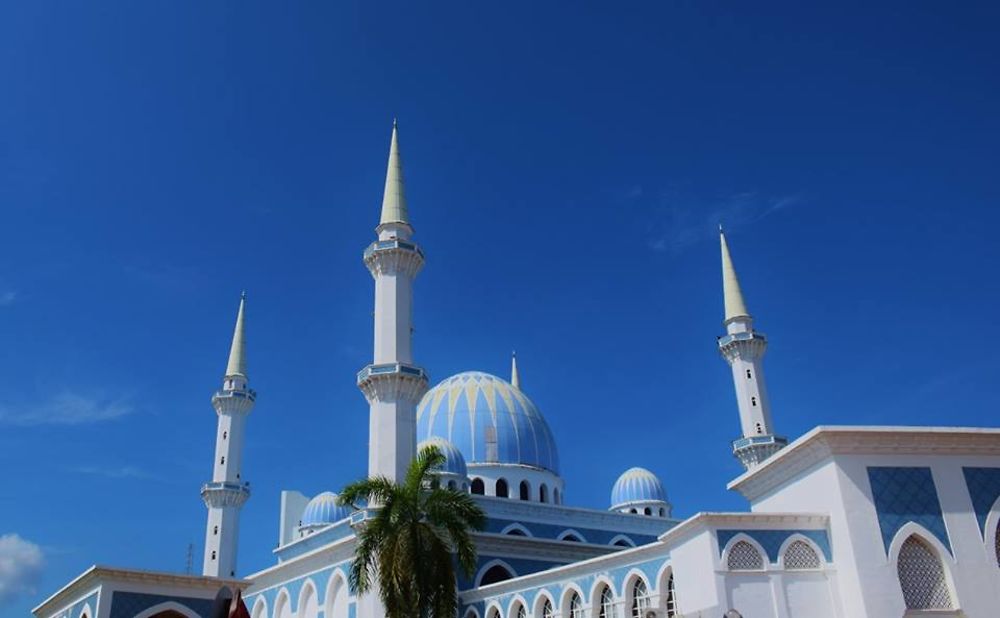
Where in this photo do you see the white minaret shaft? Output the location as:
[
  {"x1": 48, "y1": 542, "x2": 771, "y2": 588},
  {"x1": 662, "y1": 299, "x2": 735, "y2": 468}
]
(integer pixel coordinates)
[
  {"x1": 717, "y1": 229, "x2": 785, "y2": 470},
  {"x1": 358, "y1": 121, "x2": 429, "y2": 483},
  {"x1": 201, "y1": 293, "x2": 254, "y2": 577}
]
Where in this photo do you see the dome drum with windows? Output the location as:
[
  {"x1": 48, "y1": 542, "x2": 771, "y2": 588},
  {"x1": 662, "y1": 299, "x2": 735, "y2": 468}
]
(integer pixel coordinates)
[{"x1": 610, "y1": 467, "x2": 671, "y2": 518}]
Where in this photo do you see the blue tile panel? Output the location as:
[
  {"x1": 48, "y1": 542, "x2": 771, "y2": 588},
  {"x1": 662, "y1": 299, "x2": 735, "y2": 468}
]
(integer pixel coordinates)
[
  {"x1": 867, "y1": 466, "x2": 951, "y2": 554},
  {"x1": 962, "y1": 467, "x2": 1000, "y2": 537},
  {"x1": 715, "y1": 529, "x2": 831, "y2": 562},
  {"x1": 110, "y1": 592, "x2": 215, "y2": 618}
]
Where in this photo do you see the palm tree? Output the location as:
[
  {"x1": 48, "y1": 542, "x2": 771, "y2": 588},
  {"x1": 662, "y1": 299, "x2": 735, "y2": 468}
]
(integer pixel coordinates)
[{"x1": 338, "y1": 445, "x2": 487, "y2": 618}]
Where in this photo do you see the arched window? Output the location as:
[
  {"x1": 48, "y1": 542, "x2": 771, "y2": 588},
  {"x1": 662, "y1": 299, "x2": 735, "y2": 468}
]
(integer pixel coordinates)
[
  {"x1": 479, "y1": 563, "x2": 515, "y2": 586},
  {"x1": 995, "y1": 519, "x2": 1000, "y2": 567},
  {"x1": 496, "y1": 478, "x2": 509, "y2": 498},
  {"x1": 598, "y1": 586, "x2": 614, "y2": 618},
  {"x1": 643, "y1": 507, "x2": 651, "y2": 516},
  {"x1": 520, "y1": 480, "x2": 530, "y2": 501},
  {"x1": 448, "y1": 480, "x2": 457, "y2": 490},
  {"x1": 487, "y1": 608, "x2": 501, "y2": 618},
  {"x1": 542, "y1": 599, "x2": 555, "y2": 618},
  {"x1": 897, "y1": 535, "x2": 954, "y2": 609},
  {"x1": 568, "y1": 592, "x2": 584, "y2": 618},
  {"x1": 746, "y1": 369, "x2": 752, "y2": 379},
  {"x1": 630, "y1": 579, "x2": 650, "y2": 618},
  {"x1": 515, "y1": 604, "x2": 527, "y2": 618},
  {"x1": 614, "y1": 539, "x2": 632, "y2": 548},
  {"x1": 727, "y1": 540, "x2": 764, "y2": 570},
  {"x1": 553, "y1": 488, "x2": 560, "y2": 504},
  {"x1": 471, "y1": 478, "x2": 485, "y2": 495},
  {"x1": 539, "y1": 484, "x2": 548, "y2": 503},
  {"x1": 665, "y1": 572, "x2": 678, "y2": 617},
  {"x1": 783, "y1": 540, "x2": 821, "y2": 570},
  {"x1": 561, "y1": 534, "x2": 581, "y2": 543},
  {"x1": 629, "y1": 508, "x2": 637, "y2": 514}
]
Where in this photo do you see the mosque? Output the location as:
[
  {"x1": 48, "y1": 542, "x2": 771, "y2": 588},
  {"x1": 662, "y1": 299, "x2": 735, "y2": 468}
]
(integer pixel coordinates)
[{"x1": 33, "y1": 124, "x2": 1000, "y2": 618}]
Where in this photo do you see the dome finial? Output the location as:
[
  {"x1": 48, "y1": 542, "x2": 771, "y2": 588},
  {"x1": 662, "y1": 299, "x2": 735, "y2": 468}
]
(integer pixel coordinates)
[
  {"x1": 720, "y1": 227, "x2": 750, "y2": 322},
  {"x1": 225, "y1": 293, "x2": 247, "y2": 377},
  {"x1": 379, "y1": 120, "x2": 409, "y2": 226},
  {"x1": 510, "y1": 351, "x2": 520, "y2": 389}
]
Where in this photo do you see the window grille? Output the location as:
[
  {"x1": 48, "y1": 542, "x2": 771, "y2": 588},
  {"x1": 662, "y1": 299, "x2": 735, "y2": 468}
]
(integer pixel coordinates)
[
  {"x1": 516, "y1": 605, "x2": 526, "y2": 618},
  {"x1": 897, "y1": 536, "x2": 953, "y2": 609},
  {"x1": 665, "y1": 573, "x2": 677, "y2": 617},
  {"x1": 598, "y1": 585, "x2": 614, "y2": 618},
  {"x1": 542, "y1": 599, "x2": 555, "y2": 618},
  {"x1": 630, "y1": 579, "x2": 650, "y2": 618},
  {"x1": 783, "y1": 540, "x2": 821, "y2": 569},
  {"x1": 569, "y1": 592, "x2": 584, "y2": 618},
  {"x1": 727, "y1": 540, "x2": 764, "y2": 570}
]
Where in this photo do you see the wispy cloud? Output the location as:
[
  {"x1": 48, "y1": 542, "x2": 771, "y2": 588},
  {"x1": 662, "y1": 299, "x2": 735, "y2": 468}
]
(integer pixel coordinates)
[
  {"x1": 0, "y1": 393, "x2": 133, "y2": 426},
  {"x1": 0, "y1": 534, "x2": 44, "y2": 604},
  {"x1": 0, "y1": 291, "x2": 17, "y2": 306},
  {"x1": 72, "y1": 464, "x2": 154, "y2": 480},
  {"x1": 646, "y1": 190, "x2": 801, "y2": 254}
]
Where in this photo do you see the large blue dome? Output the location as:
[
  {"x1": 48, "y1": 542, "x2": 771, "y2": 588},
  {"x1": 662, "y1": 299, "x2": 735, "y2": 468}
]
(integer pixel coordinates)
[
  {"x1": 417, "y1": 371, "x2": 560, "y2": 474},
  {"x1": 301, "y1": 492, "x2": 351, "y2": 527},
  {"x1": 611, "y1": 467, "x2": 667, "y2": 509}
]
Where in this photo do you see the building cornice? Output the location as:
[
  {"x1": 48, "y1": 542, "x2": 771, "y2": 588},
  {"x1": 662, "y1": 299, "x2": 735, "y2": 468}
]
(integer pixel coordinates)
[
  {"x1": 727, "y1": 425, "x2": 1000, "y2": 502},
  {"x1": 474, "y1": 495, "x2": 677, "y2": 535},
  {"x1": 33, "y1": 566, "x2": 247, "y2": 616}
]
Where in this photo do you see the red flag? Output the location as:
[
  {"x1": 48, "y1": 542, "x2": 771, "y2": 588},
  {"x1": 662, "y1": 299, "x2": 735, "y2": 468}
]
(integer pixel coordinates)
[{"x1": 229, "y1": 588, "x2": 251, "y2": 618}]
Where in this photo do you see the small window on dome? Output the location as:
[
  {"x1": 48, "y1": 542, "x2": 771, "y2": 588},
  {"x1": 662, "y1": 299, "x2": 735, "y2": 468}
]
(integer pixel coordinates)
[
  {"x1": 539, "y1": 484, "x2": 548, "y2": 503},
  {"x1": 644, "y1": 507, "x2": 652, "y2": 516},
  {"x1": 553, "y1": 487, "x2": 560, "y2": 504},
  {"x1": 496, "y1": 478, "x2": 509, "y2": 498},
  {"x1": 519, "y1": 480, "x2": 530, "y2": 501},
  {"x1": 630, "y1": 508, "x2": 637, "y2": 514}
]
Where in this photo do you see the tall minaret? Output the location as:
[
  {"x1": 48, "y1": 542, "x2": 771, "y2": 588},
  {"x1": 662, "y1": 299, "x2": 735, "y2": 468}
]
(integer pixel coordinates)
[
  {"x1": 201, "y1": 293, "x2": 254, "y2": 577},
  {"x1": 357, "y1": 121, "x2": 429, "y2": 483},
  {"x1": 717, "y1": 228, "x2": 786, "y2": 470}
]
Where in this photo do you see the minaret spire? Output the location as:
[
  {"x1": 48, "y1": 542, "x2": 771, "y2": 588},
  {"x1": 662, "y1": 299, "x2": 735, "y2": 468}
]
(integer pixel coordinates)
[
  {"x1": 511, "y1": 351, "x2": 520, "y2": 390},
  {"x1": 201, "y1": 294, "x2": 255, "y2": 577},
  {"x1": 225, "y1": 292, "x2": 247, "y2": 377},
  {"x1": 358, "y1": 121, "x2": 429, "y2": 484},
  {"x1": 379, "y1": 119, "x2": 409, "y2": 228},
  {"x1": 716, "y1": 231, "x2": 786, "y2": 470},
  {"x1": 720, "y1": 227, "x2": 750, "y2": 323}
]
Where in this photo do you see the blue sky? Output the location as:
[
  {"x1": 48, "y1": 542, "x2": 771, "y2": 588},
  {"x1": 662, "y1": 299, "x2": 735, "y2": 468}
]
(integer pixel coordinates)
[{"x1": 1, "y1": 1, "x2": 998, "y2": 615}]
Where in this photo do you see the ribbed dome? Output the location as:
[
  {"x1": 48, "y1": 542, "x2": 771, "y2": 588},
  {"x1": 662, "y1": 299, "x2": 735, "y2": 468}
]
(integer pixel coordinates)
[
  {"x1": 418, "y1": 437, "x2": 468, "y2": 477},
  {"x1": 416, "y1": 371, "x2": 560, "y2": 474},
  {"x1": 301, "y1": 492, "x2": 351, "y2": 527},
  {"x1": 611, "y1": 467, "x2": 667, "y2": 509}
]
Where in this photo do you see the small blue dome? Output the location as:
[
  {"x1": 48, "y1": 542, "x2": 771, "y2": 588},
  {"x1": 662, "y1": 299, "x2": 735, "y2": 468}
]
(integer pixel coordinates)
[
  {"x1": 417, "y1": 371, "x2": 559, "y2": 474},
  {"x1": 611, "y1": 467, "x2": 667, "y2": 509},
  {"x1": 301, "y1": 492, "x2": 351, "y2": 527},
  {"x1": 418, "y1": 437, "x2": 468, "y2": 477}
]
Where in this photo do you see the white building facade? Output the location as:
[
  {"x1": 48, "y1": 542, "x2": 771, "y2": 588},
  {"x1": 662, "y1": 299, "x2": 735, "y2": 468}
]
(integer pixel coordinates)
[{"x1": 33, "y1": 124, "x2": 1000, "y2": 618}]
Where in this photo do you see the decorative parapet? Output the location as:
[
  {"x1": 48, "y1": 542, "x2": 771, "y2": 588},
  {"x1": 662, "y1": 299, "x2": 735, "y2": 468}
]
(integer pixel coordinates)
[
  {"x1": 363, "y1": 239, "x2": 425, "y2": 278},
  {"x1": 718, "y1": 331, "x2": 767, "y2": 361},
  {"x1": 201, "y1": 481, "x2": 251, "y2": 509},
  {"x1": 357, "y1": 363, "x2": 429, "y2": 403}
]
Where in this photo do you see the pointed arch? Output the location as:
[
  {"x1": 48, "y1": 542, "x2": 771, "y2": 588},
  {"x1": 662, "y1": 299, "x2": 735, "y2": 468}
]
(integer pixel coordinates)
[
  {"x1": 610, "y1": 534, "x2": 636, "y2": 547},
  {"x1": 722, "y1": 534, "x2": 767, "y2": 571},
  {"x1": 589, "y1": 576, "x2": 617, "y2": 618},
  {"x1": 484, "y1": 601, "x2": 504, "y2": 618},
  {"x1": 464, "y1": 607, "x2": 482, "y2": 618},
  {"x1": 985, "y1": 496, "x2": 1000, "y2": 567},
  {"x1": 297, "y1": 579, "x2": 319, "y2": 618},
  {"x1": 133, "y1": 602, "x2": 200, "y2": 618},
  {"x1": 533, "y1": 590, "x2": 556, "y2": 618},
  {"x1": 507, "y1": 594, "x2": 530, "y2": 618},
  {"x1": 623, "y1": 569, "x2": 651, "y2": 618},
  {"x1": 778, "y1": 534, "x2": 824, "y2": 570},
  {"x1": 557, "y1": 529, "x2": 588, "y2": 543},
  {"x1": 324, "y1": 569, "x2": 349, "y2": 618},
  {"x1": 251, "y1": 597, "x2": 268, "y2": 618},
  {"x1": 475, "y1": 559, "x2": 517, "y2": 587},
  {"x1": 77, "y1": 603, "x2": 93, "y2": 618},
  {"x1": 656, "y1": 564, "x2": 678, "y2": 617},
  {"x1": 560, "y1": 586, "x2": 585, "y2": 618},
  {"x1": 500, "y1": 522, "x2": 533, "y2": 537},
  {"x1": 891, "y1": 528, "x2": 956, "y2": 610},
  {"x1": 273, "y1": 588, "x2": 292, "y2": 618}
]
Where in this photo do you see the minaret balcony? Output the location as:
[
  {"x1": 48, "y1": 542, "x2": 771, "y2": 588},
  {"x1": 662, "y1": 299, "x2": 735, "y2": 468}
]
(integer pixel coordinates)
[
  {"x1": 357, "y1": 362, "x2": 429, "y2": 403},
  {"x1": 213, "y1": 388, "x2": 257, "y2": 402},
  {"x1": 732, "y1": 434, "x2": 788, "y2": 469},
  {"x1": 201, "y1": 481, "x2": 251, "y2": 508},
  {"x1": 718, "y1": 331, "x2": 768, "y2": 361},
  {"x1": 363, "y1": 239, "x2": 425, "y2": 278}
]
